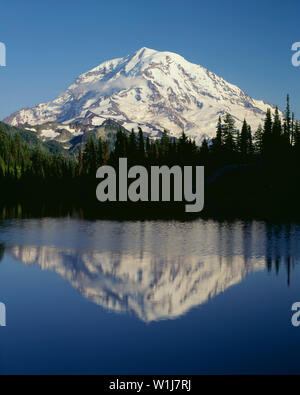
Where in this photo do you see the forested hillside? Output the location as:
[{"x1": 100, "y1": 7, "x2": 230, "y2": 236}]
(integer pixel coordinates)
[{"x1": 0, "y1": 95, "x2": 300, "y2": 218}]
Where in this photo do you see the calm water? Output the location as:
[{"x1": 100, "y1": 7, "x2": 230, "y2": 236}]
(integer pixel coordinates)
[{"x1": 0, "y1": 217, "x2": 300, "y2": 374}]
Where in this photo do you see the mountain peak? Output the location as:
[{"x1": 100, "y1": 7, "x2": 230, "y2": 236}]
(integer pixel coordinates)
[
  {"x1": 132, "y1": 47, "x2": 186, "y2": 64},
  {"x1": 134, "y1": 47, "x2": 158, "y2": 57}
]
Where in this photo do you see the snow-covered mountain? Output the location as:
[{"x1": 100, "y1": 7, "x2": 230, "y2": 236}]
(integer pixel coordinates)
[{"x1": 4, "y1": 47, "x2": 277, "y2": 143}]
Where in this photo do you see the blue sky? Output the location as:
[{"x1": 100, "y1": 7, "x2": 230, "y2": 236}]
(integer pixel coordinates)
[{"x1": 0, "y1": 0, "x2": 299, "y2": 121}]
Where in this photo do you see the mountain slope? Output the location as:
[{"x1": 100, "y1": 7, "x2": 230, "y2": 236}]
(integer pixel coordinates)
[
  {"x1": 0, "y1": 121, "x2": 67, "y2": 155},
  {"x1": 8, "y1": 118, "x2": 129, "y2": 152},
  {"x1": 4, "y1": 47, "x2": 278, "y2": 142}
]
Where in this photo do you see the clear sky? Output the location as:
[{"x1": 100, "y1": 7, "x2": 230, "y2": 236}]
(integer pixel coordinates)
[{"x1": 0, "y1": 0, "x2": 299, "y2": 121}]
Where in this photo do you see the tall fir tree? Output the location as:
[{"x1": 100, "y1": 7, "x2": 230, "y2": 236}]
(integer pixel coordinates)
[
  {"x1": 239, "y1": 119, "x2": 250, "y2": 158},
  {"x1": 262, "y1": 108, "x2": 273, "y2": 156},
  {"x1": 222, "y1": 113, "x2": 236, "y2": 155},
  {"x1": 253, "y1": 125, "x2": 263, "y2": 154},
  {"x1": 138, "y1": 127, "x2": 145, "y2": 163}
]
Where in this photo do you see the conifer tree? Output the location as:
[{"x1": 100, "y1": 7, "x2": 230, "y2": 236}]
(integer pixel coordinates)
[
  {"x1": 128, "y1": 129, "x2": 137, "y2": 161},
  {"x1": 239, "y1": 119, "x2": 249, "y2": 158},
  {"x1": 291, "y1": 112, "x2": 295, "y2": 146},
  {"x1": 138, "y1": 127, "x2": 145, "y2": 163},
  {"x1": 97, "y1": 138, "x2": 103, "y2": 168},
  {"x1": 262, "y1": 108, "x2": 273, "y2": 156},
  {"x1": 83, "y1": 136, "x2": 97, "y2": 176},
  {"x1": 247, "y1": 125, "x2": 253, "y2": 156},
  {"x1": 272, "y1": 107, "x2": 282, "y2": 139},
  {"x1": 77, "y1": 146, "x2": 83, "y2": 176},
  {"x1": 211, "y1": 116, "x2": 223, "y2": 154},
  {"x1": 200, "y1": 138, "x2": 209, "y2": 162},
  {"x1": 283, "y1": 94, "x2": 291, "y2": 141},
  {"x1": 253, "y1": 125, "x2": 263, "y2": 154},
  {"x1": 160, "y1": 130, "x2": 170, "y2": 159},
  {"x1": 223, "y1": 113, "x2": 236, "y2": 155}
]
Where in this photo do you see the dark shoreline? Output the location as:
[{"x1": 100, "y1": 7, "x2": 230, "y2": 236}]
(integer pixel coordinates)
[
  {"x1": 0, "y1": 158, "x2": 299, "y2": 222},
  {"x1": 0, "y1": 198, "x2": 300, "y2": 223}
]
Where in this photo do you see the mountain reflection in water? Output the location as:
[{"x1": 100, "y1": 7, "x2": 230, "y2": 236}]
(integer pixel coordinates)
[{"x1": 1, "y1": 218, "x2": 298, "y2": 322}]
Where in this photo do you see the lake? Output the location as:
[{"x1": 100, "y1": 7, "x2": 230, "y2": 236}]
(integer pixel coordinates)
[{"x1": 0, "y1": 216, "x2": 300, "y2": 374}]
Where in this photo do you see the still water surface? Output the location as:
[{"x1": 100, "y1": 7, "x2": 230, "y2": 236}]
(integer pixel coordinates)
[{"x1": 0, "y1": 217, "x2": 300, "y2": 374}]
